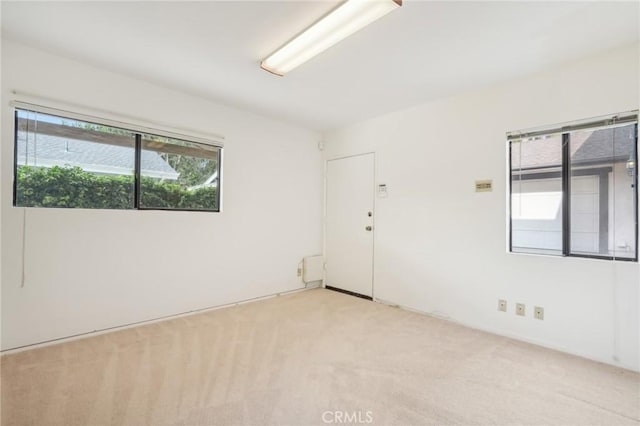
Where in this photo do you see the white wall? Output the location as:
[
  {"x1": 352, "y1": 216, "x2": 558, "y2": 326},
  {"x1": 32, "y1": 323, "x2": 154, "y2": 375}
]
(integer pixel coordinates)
[
  {"x1": 323, "y1": 43, "x2": 640, "y2": 371},
  {"x1": 1, "y1": 39, "x2": 323, "y2": 350}
]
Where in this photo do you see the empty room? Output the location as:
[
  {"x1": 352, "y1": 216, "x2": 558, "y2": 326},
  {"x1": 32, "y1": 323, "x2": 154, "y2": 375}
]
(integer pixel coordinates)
[{"x1": 0, "y1": 1, "x2": 638, "y2": 425}]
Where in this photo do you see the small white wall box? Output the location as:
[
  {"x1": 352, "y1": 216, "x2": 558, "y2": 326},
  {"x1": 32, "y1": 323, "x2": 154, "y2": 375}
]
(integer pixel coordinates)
[
  {"x1": 303, "y1": 255, "x2": 324, "y2": 283},
  {"x1": 378, "y1": 184, "x2": 388, "y2": 198}
]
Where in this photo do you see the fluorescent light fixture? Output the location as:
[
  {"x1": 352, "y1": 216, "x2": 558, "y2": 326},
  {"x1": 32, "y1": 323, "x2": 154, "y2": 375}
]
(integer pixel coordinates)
[{"x1": 261, "y1": 0, "x2": 402, "y2": 76}]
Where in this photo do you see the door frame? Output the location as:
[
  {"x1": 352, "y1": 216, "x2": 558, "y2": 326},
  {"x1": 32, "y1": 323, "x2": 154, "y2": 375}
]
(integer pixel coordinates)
[{"x1": 322, "y1": 152, "x2": 377, "y2": 299}]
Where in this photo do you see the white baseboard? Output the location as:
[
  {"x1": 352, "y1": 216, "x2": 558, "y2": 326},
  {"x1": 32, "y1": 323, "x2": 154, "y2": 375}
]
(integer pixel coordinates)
[
  {"x1": 373, "y1": 297, "x2": 639, "y2": 373},
  {"x1": 1, "y1": 286, "x2": 313, "y2": 355}
]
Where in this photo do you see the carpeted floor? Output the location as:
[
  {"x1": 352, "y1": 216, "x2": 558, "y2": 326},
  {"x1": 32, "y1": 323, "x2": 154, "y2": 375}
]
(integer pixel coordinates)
[{"x1": 1, "y1": 288, "x2": 638, "y2": 426}]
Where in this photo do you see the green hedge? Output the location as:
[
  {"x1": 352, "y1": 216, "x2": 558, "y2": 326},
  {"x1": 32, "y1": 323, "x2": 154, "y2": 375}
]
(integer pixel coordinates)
[{"x1": 16, "y1": 166, "x2": 217, "y2": 211}]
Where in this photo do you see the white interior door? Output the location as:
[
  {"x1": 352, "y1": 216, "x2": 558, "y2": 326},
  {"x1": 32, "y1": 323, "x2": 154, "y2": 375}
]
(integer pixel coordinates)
[{"x1": 325, "y1": 153, "x2": 375, "y2": 297}]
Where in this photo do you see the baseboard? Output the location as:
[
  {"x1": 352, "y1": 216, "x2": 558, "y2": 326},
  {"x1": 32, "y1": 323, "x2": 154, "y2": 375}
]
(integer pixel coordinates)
[
  {"x1": 373, "y1": 297, "x2": 639, "y2": 373},
  {"x1": 1, "y1": 285, "x2": 314, "y2": 355},
  {"x1": 6, "y1": 287, "x2": 636, "y2": 372}
]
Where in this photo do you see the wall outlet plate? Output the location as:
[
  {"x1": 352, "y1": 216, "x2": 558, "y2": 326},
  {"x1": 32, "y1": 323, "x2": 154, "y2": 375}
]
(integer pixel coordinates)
[
  {"x1": 498, "y1": 299, "x2": 507, "y2": 312},
  {"x1": 516, "y1": 303, "x2": 525, "y2": 316},
  {"x1": 534, "y1": 306, "x2": 544, "y2": 320}
]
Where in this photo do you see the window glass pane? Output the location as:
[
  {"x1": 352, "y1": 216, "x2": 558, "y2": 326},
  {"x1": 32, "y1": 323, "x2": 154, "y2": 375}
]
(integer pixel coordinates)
[
  {"x1": 15, "y1": 109, "x2": 136, "y2": 209},
  {"x1": 139, "y1": 134, "x2": 220, "y2": 211},
  {"x1": 569, "y1": 125, "x2": 637, "y2": 259},
  {"x1": 510, "y1": 135, "x2": 563, "y2": 255}
]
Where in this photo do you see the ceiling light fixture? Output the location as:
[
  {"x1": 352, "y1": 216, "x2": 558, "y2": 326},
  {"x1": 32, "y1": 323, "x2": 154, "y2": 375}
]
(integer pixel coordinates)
[{"x1": 261, "y1": 0, "x2": 402, "y2": 76}]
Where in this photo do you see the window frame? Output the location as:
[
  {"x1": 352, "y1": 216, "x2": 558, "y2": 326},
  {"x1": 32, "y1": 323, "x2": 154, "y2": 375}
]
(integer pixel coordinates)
[
  {"x1": 508, "y1": 114, "x2": 638, "y2": 262},
  {"x1": 12, "y1": 106, "x2": 223, "y2": 213}
]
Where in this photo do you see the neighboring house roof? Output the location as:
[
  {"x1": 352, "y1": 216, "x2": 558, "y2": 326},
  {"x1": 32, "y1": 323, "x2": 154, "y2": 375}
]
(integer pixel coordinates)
[
  {"x1": 512, "y1": 125, "x2": 635, "y2": 171},
  {"x1": 571, "y1": 126, "x2": 635, "y2": 164},
  {"x1": 188, "y1": 171, "x2": 218, "y2": 190},
  {"x1": 17, "y1": 132, "x2": 179, "y2": 180}
]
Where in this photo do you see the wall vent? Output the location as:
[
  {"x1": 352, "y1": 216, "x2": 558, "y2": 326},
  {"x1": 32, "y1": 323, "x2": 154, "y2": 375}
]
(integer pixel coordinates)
[{"x1": 302, "y1": 255, "x2": 323, "y2": 283}]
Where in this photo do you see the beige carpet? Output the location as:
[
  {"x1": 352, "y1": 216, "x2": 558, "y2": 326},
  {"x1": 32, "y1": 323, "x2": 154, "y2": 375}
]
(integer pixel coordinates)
[{"x1": 1, "y1": 288, "x2": 638, "y2": 426}]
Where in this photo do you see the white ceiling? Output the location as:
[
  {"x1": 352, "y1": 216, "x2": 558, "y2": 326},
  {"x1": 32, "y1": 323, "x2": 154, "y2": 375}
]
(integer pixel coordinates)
[{"x1": 2, "y1": 1, "x2": 638, "y2": 131}]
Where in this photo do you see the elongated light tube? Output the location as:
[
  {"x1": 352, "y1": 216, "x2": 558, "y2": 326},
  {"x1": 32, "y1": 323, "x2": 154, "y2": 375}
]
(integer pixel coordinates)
[{"x1": 261, "y1": 0, "x2": 402, "y2": 76}]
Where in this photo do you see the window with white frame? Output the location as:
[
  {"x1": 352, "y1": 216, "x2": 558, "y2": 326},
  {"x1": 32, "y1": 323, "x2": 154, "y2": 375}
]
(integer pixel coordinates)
[{"x1": 508, "y1": 112, "x2": 638, "y2": 261}]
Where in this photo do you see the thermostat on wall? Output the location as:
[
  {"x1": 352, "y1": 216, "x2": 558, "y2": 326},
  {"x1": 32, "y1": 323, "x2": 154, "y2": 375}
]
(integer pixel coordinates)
[
  {"x1": 475, "y1": 180, "x2": 493, "y2": 192},
  {"x1": 378, "y1": 184, "x2": 388, "y2": 198}
]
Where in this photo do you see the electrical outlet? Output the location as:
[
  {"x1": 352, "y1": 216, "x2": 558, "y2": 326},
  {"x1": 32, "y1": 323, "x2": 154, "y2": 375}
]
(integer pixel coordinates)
[
  {"x1": 297, "y1": 267, "x2": 302, "y2": 277},
  {"x1": 534, "y1": 306, "x2": 544, "y2": 320},
  {"x1": 498, "y1": 299, "x2": 507, "y2": 312},
  {"x1": 516, "y1": 303, "x2": 525, "y2": 316}
]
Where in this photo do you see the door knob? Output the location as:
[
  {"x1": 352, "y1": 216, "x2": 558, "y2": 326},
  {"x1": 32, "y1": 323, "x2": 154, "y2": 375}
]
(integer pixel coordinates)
[{"x1": 365, "y1": 226, "x2": 373, "y2": 231}]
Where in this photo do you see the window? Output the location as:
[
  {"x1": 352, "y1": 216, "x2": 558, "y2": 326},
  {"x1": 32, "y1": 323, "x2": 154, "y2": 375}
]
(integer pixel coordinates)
[
  {"x1": 509, "y1": 113, "x2": 638, "y2": 261},
  {"x1": 14, "y1": 107, "x2": 221, "y2": 212},
  {"x1": 139, "y1": 134, "x2": 220, "y2": 211}
]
